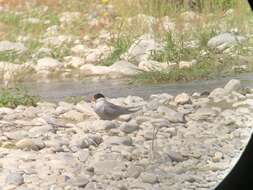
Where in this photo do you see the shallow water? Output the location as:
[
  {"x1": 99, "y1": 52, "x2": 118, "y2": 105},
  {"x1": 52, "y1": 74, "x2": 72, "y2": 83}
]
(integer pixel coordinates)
[{"x1": 15, "y1": 72, "x2": 253, "y2": 101}]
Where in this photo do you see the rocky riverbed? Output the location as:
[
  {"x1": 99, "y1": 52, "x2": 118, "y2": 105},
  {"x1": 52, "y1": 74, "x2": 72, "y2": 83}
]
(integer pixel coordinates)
[{"x1": 0, "y1": 79, "x2": 252, "y2": 190}]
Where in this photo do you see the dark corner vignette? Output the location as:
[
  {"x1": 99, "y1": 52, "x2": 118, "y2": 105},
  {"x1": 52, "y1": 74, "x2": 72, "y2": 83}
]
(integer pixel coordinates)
[
  {"x1": 215, "y1": 133, "x2": 253, "y2": 190},
  {"x1": 248, "y1": 0, "x2": 253, "y2": 10},
  {"x1": 214, "y1": 2, "x2": 253, "y2": 190}
]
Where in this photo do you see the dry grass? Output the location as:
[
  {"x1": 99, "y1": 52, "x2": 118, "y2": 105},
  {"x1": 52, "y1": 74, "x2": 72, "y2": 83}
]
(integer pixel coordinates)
[{"x1": 0, "y1": 0, "x2": 60, "y2": 8}]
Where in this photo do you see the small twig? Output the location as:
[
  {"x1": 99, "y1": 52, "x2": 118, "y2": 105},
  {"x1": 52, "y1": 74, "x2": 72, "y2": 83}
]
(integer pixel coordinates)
[
  {"x1": 150, "y1": 125, "x2": 160, "y2": 160},
  {"x1": 150, "y1": 118, "x2": 170, "y2": 160}
]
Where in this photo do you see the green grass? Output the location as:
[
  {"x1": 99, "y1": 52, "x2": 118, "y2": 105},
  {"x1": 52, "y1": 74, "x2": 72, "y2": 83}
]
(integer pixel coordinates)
[
  {"x1": 0, "y1": 88, "x2": 39, "y2": 108},
  {"x1": 0, "y1": 12, "x2": 21, "y2": 25},
  {"x1": 50, "y1": 45, "x2": 71, "y2": 61},
  {"x1": 101, "y1": 36, "x2": 132, "y2": 66},
  {"x1": 151, "y1": 32, "x2": 201, "y2": 63},
  {"x1": 131, "y1": 54, "x2": 250, "y2": 84},
  {"x1": 0, "y1": 51, "x2": 18, "y2": 62},
  {"x1": 0, "y1": 51, "x2": 30, "y2": 64},
  {"x1": 0, "y1": 40, "x2": 43, "y2": 63},
  {"x1": 64, "y1": 96, "x2": 85, "y2": 104}
]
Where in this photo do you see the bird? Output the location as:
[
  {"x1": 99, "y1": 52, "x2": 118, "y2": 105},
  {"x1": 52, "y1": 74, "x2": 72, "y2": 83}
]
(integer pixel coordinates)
[{"x1": 92, "y1": 93, "x2": 141, "y2": 120}]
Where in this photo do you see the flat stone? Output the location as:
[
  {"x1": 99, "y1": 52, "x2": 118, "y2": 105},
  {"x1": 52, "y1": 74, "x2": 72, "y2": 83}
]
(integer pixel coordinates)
[
  {"x1": 207, "y1": 33, "x2": 246, "y2": 51},
  {"x1": 92, "y1": 160, "x2": 126, "y2": 175},
  {"x1": 60, "y1": 110, "x2": 84, "y2": 122},
  {"x1": 110, "y1": 60, "x2": 140, "y2": 76},
  {"x1": 5, "y1": 172, "x2": 24, "y2": 186},
  {"x1": 120, "y1": 120, "x2": 139, "y2": 133},
  {"x1": 0, "y1": 41, "x2": 27, "y2": 53},
  {"x1": 104, "y1": 121, "x2": 118, "y2": 130},
  {"x1": 189, "y1": 107, "x2": 217, "y2": 120},
  {"x1": 140, "y1": 172, "x2": 158, "y2": 184},
  {"x1": 126, "y1": 165, "x2": 143, "y2": 178},
  {"x1": 104, "y1": 136, "x2": 132, "y2": 146},
  {"x1": 76, "y1": 150, "x2": 89, "y2": 162},
  {"x1": 157, "y1": 106, "x2": 185, "y2": 123},
  {"x1": 69, "y1": 176, "x2": 89, "y2": 187},
  {"x1": 166, "y1": 151, "x2": 186, "y2": 162},
  {"x1": 16, "y1": 138, "x2": 45, "y2": 151},
  {"x1": 28, "y1": 125, "x2": 54, "y2": 137},
  {"x1": 36, "y1": 57, "x2": 62, "y2": 71},
  {"x1": 209, "y1": 88, "x2": 226, "y2": 99}
]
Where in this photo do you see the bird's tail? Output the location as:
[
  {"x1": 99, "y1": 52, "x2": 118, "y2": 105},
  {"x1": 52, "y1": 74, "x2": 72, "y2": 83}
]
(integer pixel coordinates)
[{"x1": 126, "y1": 106, "x2": 142, "y2": 113}]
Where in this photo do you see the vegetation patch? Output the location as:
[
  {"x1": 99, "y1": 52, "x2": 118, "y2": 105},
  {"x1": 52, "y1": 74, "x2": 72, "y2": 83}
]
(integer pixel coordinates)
[
  {"x1": 132, "y1": 54, "x2": 253, "y2": 84},
  {"x1": 101, "y1": 36, "x2": 132, "y2": 66},
  {"x1": 0, "y1": 88, "x2": 39, "y2": 108}
]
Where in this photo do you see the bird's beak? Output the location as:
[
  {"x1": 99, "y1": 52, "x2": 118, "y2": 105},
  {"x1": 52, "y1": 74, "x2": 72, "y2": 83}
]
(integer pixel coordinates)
[{"x1": 92, "y1": 96, "x2": 95, "y2": 102}]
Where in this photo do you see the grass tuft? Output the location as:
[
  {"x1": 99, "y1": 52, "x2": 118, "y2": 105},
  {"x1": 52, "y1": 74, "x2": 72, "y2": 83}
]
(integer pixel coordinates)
[
  {"x1": 0, "y1": 87, "x2": 39, "y2": 108},
  {"x1": 101, "y1": 36, "x2": 132, "y2": 66}
]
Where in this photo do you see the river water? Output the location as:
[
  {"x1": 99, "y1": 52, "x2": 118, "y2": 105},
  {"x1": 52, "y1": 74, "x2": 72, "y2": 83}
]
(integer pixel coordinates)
[{"x1": 15, "y1": 72, "x2": 253, "y2": 101}]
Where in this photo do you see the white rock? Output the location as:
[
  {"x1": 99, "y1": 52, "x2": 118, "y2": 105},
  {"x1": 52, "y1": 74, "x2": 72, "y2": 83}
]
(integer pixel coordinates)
[
  {"x1": 75, "y1": 101, "x2": 95, "y2": 116},
  {"x1": 179, "y1": 60, "x2": 197, "y2": 69},
  {"x1": 45, "y1": 25, "x2": 59, "y2": 36},
  {"x1": 35, "y1": 47, "x2": 52, "y2": 57},
  {"x1": 0, "y1": 41, "x2": 27, "y2": 53},
  {"x1": 140, "y1": 172, "x2": 158, "y2": 184},
  {"x1": 64, "y1": 56, "x2": 85, "y2": 68},
  {"x1": 42, "y1": 35, "x2": 72, "y2": 46},
  {"x1": 92, "y1": 160, "x2": 126, "y2": 175},
  {"x1": 208, "y1": 88, "x2": 226, "y2": 99},
  {"x1": 28, "y1": 125, "x2": 54, "y2": 137},
  {"x1": 5, "y1": 172, "x2": 24, "y2": 186},
  {"x1": 0, "y1": 62, "x2": 29, "y2": 78},
  {"x1": 110, "y1": 60, "x2": 140, "y2": 76},
  {"x1": 138, "y1": 60, "x2": 169, "y2": 71},
  {"x1": 16, "y1": 138, "x2": 45, "y2": 151},
  {"x1": 104, "y1": 136, "x2": 132, "y2": 146},
  {"x1": 189, "y1": 107, "x2": 217, "y2": 120},
  {"x1": 80, "y1": 61, "x2": 139, "y2": 76},
  {"x1": 80, "y1": 64, "x2": 112, "y2": 75},
  {"x1": 71, "y1": 44, "x2": 88, "y2": 54},
  {"x1": 157, "y1": 106, "x2": 185, "y2": 123},
  {"x1": 126, "y1": 165, "x2": 143, "y2": 178},
  {"x1": 60, "y1": 110, "x2": 84, "y2": 122},
  {"x1": 120, "y1": 120, "x2": 139, "y2": 133},
  {"x1": 224, "y1": 79, "x2": 241, "y2": 93},
  {"x1": 213, "y1": 152, "x2": 223, "y2": 162},
  {"x1": 207, "y1": 33, "x2": 246, "y2": 51},
  {"x1": 121, "y1": 34, "x2": 163, "y2": 62},
  {"x1": 232, "y1": 99, "x2": 253, "y2": 108},
  {"x1": 175, "y1": 93, "x2": 191, "y2": 105},
  {"x1": 36, "y1": 57, "x2": 62, "y2": 71},
  {"x1": 86, "y1": 51, "x2": 101, "y2": 63},
  {"x1": 150, "y1": 93, "x2": 174, "y2": 104},
  {"x1": 59, "y1": 12, "x2": 81, "y2": 24},
  {"x1": 85, "y1": 45, "x2": 111, "y2": 63}
]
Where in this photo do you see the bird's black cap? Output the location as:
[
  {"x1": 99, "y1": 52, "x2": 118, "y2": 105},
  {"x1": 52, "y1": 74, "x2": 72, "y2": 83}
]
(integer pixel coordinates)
[{"x1": 93, "y1": 93, "x2": 105, "y2": 100}]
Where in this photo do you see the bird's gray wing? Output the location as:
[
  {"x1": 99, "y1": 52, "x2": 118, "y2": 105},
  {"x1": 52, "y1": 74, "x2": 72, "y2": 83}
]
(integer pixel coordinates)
[{"x1": 104, "y1": 101, "x2": 133, "y2": 116}]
